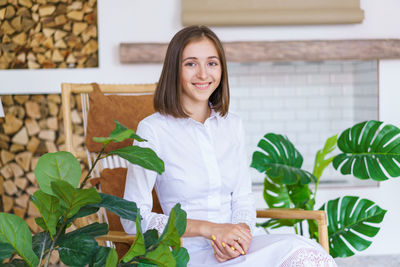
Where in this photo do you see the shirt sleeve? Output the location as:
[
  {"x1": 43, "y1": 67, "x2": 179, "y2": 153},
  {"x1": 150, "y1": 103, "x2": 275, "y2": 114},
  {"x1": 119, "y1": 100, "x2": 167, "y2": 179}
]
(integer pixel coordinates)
[
  {"x1": 121, "y1": 120, "x2": 169, "y2": 236},
  {"x1": 231, "y1": 118, "x2": 257, "y2": 233}
]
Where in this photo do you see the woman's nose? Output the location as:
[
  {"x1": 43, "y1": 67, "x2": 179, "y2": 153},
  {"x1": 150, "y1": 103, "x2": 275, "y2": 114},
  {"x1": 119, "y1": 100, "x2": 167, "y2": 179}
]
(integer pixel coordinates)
[{"x1": 197, "y1": 65, "x2": 208, "y2": 79}]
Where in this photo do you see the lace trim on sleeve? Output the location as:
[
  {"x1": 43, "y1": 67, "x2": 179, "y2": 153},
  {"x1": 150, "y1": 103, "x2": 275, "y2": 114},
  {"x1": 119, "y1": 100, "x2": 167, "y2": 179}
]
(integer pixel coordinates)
[
  {"x1": 148, "y1": 214, "x2": 169, "y2": 235},
  {"x1": 232, "y1": 209, "x2": 256, "y2": 233}
]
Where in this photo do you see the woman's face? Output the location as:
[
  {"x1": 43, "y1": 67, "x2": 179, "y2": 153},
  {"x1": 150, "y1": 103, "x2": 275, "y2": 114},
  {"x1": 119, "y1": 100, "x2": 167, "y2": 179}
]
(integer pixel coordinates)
[{"x1": 180, "y1": 38, "x2": 222, "y2": 109}]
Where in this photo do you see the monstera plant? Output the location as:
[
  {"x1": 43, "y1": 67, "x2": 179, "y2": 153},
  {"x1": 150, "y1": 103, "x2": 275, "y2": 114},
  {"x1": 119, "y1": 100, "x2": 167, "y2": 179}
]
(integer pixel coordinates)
[
  {"x1": 252, "y1": 120, "x2": 400, "y2": 258},
  {"x1": 0, "y1": 121, "x2": 189, "y2": 267}
]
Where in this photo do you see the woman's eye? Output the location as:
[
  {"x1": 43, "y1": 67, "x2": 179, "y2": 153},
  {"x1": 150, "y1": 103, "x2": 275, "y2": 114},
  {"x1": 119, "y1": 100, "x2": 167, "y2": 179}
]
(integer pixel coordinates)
[
  {"x1": 184, "y1": 62, "x2": 195, "y2": 67},
  {"x1": 209, "y1": 61, "x2": 218, "y2": 67}
]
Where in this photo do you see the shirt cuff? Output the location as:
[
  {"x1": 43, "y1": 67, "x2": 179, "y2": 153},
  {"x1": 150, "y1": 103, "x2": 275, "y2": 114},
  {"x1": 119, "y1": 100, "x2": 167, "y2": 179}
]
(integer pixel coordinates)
[
  {"x1": 232, "y1": 209, "x2": 256, "y2": 234},
  {"x1": 147, "y1": 214, "x2": 169, "y2": 236}
]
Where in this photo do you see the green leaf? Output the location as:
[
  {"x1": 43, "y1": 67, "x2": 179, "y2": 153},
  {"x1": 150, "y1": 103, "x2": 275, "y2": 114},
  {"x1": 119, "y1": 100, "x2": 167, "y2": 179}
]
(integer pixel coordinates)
[
  {"x1": 89, "y1": 193, "x2": 139, "y2": 221},
  {"x1": 90, "y1": 247, "x2": 112, "y2": 267},
  {"x1": 66, "y1": 206, "x2": 100, "y2": 224},
  {"x1": 30, "y1": 190, "x2": 61, "y2": 238},
  {"x1": 307, "y1": 219, "x2": 319, "y2": 241},
  {"x1": 0, "y1": 242, "x2": 15, "y2": 262},
  {"x1": 333, "y1": 120, "x2": 400, "y2": 181},
  {"x1": 109, "y1": 146, "x2": 164, "y2": 175},
  {"x1": 57, "y1": 234, "x2": 99, "y2": 266},
  {"x1": 138, "y1": 263, "x2": 158, "y2": 267},
  {"x1": 262, "y1": 179, "x2": 297, "y2": 229},
  {"x1": 312, "y1": 135, "x2": 337, "y2": 180},
  {"x1": 0, "y1": 213, "x2": 39, "y2": 267},
  {"x1": 157, "y1": 204, "x2": 187, "y2": 248},
  {"x1": 93, "y1": 120, "x2": 146, "y2": 145},
  {"x1": 172, "y1": 247, "x2": 190, "y2": 267},
  {"x1": 34, "y1": 151, "x2": 81, "y2": 195},
  {"x1": 287, "y1": 183, "x2": 312, "y2": 209},
  {"x1": 32, "y1": 232, "x2": 51, "y2": 258},
  {"x1": 144, "y1": 229, "x2": 159, "y2": 249},
  {"x1": 105, "y1": 248, "x2": 118, "y2": 267},
  {"x1": 34, "y1": 218, "x2": 47, "y2": 232},
  {"x1": 263, "y1": 176, "x2": 291, "y2": 209},
  {"x1": 142, "y1": 244, "x2": 176, "y2": 267},
  {"x1": 51, "y1": 180, "x2": 101, "y2": 219},
  {"x1": 58, "y1": 223, "x2": 108, "y2": 245},
  {"x1": 322, "y1": 196, "x2": 387, "y2": 258},
  {"x1": 251, "y1": 133, "x2": 316, "y2": 185},
  {"x1": 122, "y1": 214, "x2": 146, "y2": 263}
]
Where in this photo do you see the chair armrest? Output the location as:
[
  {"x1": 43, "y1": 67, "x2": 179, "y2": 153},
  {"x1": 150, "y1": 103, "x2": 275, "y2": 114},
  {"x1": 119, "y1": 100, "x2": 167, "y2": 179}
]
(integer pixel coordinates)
[
  {"x1": 256, "y1": 209, "x2": 329, "y2": 253},
  {"x1": 96, "y1": 231, "x2": 136, "y2": 244},
  {"x1": 257, "y1": 208, "x2": 325, "y2": 221}
]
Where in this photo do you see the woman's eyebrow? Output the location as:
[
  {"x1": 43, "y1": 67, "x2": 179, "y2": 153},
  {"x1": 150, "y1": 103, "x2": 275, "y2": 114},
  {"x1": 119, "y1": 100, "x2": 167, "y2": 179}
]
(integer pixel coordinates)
[
  {"x1": 182, "y1": 56, "x2": 220, "y2": 61},
  {"x1": 182, "y1": 56, "x2": 197, "y2": 61}
]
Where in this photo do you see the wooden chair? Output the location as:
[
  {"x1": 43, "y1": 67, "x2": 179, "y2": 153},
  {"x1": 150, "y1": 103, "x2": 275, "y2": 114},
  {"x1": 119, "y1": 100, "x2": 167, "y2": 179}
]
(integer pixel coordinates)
[{"x1": 61, "y1": 83, "x2": 329, "y2": 256}]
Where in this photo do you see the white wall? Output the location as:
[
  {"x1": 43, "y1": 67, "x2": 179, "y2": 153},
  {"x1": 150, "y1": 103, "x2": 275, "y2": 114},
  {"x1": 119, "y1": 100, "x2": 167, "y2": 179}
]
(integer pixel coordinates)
[{"x1": 0, "y1": 0, "x2": 399, "y2": 256}]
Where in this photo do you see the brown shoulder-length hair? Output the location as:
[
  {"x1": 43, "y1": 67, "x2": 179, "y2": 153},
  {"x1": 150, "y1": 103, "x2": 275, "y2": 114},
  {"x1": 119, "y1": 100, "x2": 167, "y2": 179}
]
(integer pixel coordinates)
[{"x1": 154, "y1": 25, "x2": 230, "y2": 118}]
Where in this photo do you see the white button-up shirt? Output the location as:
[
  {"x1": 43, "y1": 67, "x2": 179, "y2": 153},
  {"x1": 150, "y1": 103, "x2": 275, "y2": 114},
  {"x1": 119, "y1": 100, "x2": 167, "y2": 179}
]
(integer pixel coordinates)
[{"x1": 121, "y1": 110, "x2": 256, "y2": 252}]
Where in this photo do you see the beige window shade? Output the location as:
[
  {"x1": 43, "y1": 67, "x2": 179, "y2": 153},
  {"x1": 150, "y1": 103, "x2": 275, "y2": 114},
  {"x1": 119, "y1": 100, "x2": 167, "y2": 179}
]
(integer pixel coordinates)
[{"x1": 182, "y1": 0, "x2": 364, "y2": 26}]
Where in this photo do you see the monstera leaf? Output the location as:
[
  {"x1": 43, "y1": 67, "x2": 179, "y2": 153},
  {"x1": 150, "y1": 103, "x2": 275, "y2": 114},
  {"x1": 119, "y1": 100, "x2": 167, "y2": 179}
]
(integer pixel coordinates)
[
  {"x1": 313, "y1": 134, "x2": 337, "y2": 180},
  {"x1": 333, "y1": 120, "x2": 400, "y2": 181},
  {"x1": 262, "y1": 176, "x2": 297, "y2": 229},
  {"x1": 263, "y1": 176, "x2": 291, "y2": 209},
  {"x1": 262, "y1": 176, "x2": 313, "y2": 229},
  {"x1": 251, "y1": 133, "x2": 316, "y2": 185},
  {"x1": 321, "y1": 196, "x2": 386, "y2": 258}
]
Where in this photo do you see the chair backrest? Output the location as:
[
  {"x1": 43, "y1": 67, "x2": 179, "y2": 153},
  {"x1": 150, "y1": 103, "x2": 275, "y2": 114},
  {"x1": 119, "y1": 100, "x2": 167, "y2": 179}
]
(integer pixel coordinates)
[
  {"x1": 61, "y1": 82, "x2": 162, "y2": 226},
  {"x1": 62, "y1": 82, "x2": 156, "y2": 158}
]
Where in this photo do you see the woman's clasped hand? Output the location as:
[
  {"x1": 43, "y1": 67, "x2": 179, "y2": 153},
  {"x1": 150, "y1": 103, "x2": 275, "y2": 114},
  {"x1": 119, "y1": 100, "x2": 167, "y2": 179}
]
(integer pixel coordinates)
[{"x1": 209, "y1": 223, "x2": 252, "y2": 262}]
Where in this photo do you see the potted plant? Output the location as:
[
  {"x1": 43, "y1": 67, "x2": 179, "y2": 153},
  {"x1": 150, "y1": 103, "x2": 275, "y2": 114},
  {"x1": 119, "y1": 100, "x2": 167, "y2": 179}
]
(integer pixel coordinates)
[
  {"x1": 0, "y1": 121, "x2": 189, "y2": 267},
  {"x1": 251, "y1": 120, "x2": 400, "y2": 257}
]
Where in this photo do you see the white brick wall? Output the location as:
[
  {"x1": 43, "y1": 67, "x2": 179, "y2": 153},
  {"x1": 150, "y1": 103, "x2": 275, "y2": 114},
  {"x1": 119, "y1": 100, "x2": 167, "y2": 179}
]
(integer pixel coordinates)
[{"x1": 228, "y1": 60, "x2": 378, "y2": 187}]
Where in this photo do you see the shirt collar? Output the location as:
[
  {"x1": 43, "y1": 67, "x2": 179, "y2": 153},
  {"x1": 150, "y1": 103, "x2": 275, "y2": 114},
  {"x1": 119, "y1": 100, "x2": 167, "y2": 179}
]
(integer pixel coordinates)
[
  {"x1": 209, "y1": 108, "x2": 221, "y2": 124},
  {"x1": 179, "y1": 108, "x2": 221, "y2": 126}
]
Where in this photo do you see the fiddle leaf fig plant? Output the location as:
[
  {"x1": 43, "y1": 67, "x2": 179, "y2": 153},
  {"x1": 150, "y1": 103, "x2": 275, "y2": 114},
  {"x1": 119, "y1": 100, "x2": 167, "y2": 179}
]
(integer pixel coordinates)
[
  {"x1": 0, "y1": 120, "x2": 189, "y2": 267},
  {"x1": 252, "y1": 120, "x2": 399, "y2": 258}
]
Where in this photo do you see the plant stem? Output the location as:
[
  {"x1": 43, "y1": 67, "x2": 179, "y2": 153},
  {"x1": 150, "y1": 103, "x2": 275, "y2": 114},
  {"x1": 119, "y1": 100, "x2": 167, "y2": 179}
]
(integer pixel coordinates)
[
  {"x1": 299, "y1": 221, "x2": 304, "y2": 236},
  {"x1": 44, "y1": 218, "x2": 69, "y2": 267},
  {"x1": 79, "y1": 147, "x2": 105, "y2": 189},
  {"x1": 38, "y1": 233, "x2": 48, "y2": 266},
  {"x1": 313, "y1": 178, "x2": 321, "y2": 202}
]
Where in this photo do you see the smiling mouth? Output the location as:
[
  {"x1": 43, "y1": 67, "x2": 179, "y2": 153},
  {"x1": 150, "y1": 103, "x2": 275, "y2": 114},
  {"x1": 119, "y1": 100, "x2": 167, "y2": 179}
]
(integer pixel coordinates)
[{"x1": 193, "y1": 82, "x2": 211, "y2": 89}]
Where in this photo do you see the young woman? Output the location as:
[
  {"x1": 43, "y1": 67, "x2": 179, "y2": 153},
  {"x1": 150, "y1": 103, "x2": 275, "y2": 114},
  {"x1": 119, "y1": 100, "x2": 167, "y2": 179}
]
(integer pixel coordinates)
[{"x1": 122, "y1": 26, "x2": 336, "y2": 266}]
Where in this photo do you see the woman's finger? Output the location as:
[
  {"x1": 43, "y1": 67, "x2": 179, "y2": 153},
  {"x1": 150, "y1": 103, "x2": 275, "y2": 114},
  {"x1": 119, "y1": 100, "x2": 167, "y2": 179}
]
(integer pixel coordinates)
[
  {"x1": 213, "y1": 237, "x2": 227, "y2": 256},
  {"x1": 236, "y1": 237, "x2": 251, "y2": 254},
  {"x1": 211, "y1": 241, "x2": 228, "y2": 262},
  {"x1": 237, "y1": 225, "x2": 252, "y2": 240},
  {"x1": 236, "y1": 231, "x2": 252, "y2": 252},
  {"x1": 229, "y1": 240, "x2": 245, "y2": 255},
  {"x1": 222, "y1": 241, "x2": 241, "y2": 258},
  {"x1": 235, "y1": 231, "x2": 251, "y2": 246}
]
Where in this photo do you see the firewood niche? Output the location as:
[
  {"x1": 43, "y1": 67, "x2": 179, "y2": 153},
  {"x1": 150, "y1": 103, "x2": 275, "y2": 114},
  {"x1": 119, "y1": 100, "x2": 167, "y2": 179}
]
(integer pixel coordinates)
[
  {"x1": 0, "y1": 0, "x2": 98, "y2": 69},
  {"x1": 0, "y1": 94, "x2": 89, "y2": 236}
]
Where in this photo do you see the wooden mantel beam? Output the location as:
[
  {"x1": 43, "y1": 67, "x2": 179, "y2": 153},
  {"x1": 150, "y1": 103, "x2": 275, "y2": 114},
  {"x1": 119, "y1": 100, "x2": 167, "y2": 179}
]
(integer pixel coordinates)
[{"x1": 120, "y1": 39, "x2": 400, "y2": 64}]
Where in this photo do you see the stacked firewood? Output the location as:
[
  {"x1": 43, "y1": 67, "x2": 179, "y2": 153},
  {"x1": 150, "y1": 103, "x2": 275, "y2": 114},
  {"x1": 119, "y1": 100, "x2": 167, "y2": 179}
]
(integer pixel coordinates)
[
  {"x1": 0, "y1": 0, "x2": 98, "y2": 69},
  {"x1": 0, "y1": 93, "x2": 88, "y2": 235}
]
